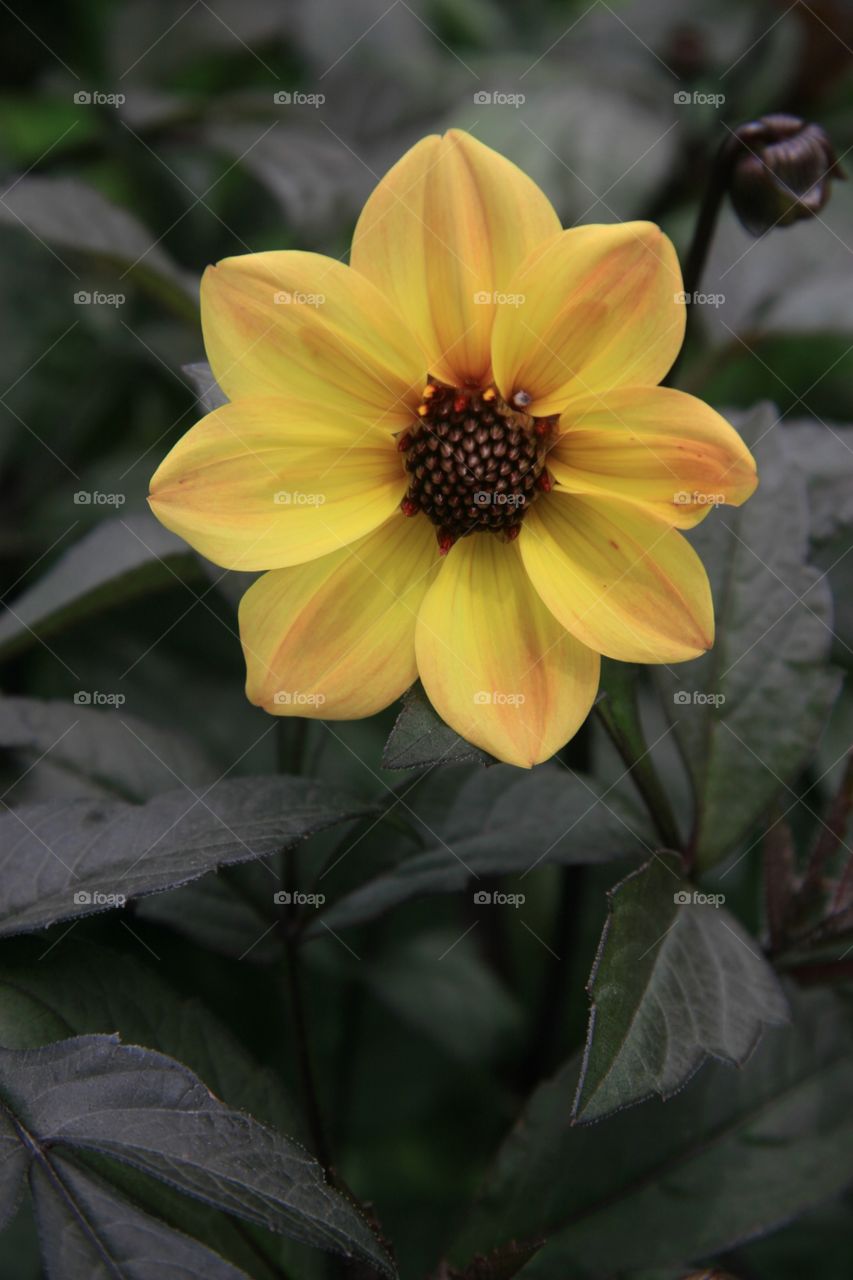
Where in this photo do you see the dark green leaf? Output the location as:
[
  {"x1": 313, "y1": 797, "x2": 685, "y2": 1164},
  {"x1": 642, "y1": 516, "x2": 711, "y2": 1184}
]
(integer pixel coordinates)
[
  {"x1": 0, "y1": 776, "x2": 371, "y2": 936},
  {"x1": 134, "y1": 871, "x2": 280, "y2": 964},
  {"x1": 0, "y1": 939, "x2": 301, "y2": 1137},
  {"x1": 382, "y1": 683, "x2": 492, "y2": 770},
  {"x1": 0, "y1": 176, "x2": 197, "y2": 314},
  {"x1": 454, "y1": 988, "x2": 853, "y2": 1277},
  {"x1": 0, "y1": 1035, "x2": 394, "y2": 1275},
  {"x1": 657, "y1": 404, "x2": 842, "y2": 868},
  {"x1": 0, "y1": 697, "x2": 214, "y2": 802},
  {"x1": 30, "y1": 1157, "x2": 248, "y2": 1279},
  {"x1": 573, "y1": 852, "x2": 788, "y2": 1122},
  {"x1": 312, "y1": 765, "x2": 651, "y2": 934},
  {"x1": 0, "y1": 515, "x2": 203, "y2": 662},
  {"x1": 363, "y1": 931, "x2": 522, "y2": 1066}
]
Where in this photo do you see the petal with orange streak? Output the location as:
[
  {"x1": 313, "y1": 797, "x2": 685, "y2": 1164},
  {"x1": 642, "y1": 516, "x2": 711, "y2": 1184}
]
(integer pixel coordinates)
[
  {"x1": 492, "y1": 223, "x2": 685, "y2": 417},
  {"x1": 351, "y1": 130, "x2": 561, "y2": 389},
  {"x1": 520, "y1": 492, "x2": 714, "y2": 663},
  {"x1": 240, "y1": 513, "x2": 440, "y2": 718},
  {"x1": 415, "y1": 535, "x2": 599, "y2": 767},
  {"x1": 548, "y1": 386, "x2": 758, "y2": 528}
]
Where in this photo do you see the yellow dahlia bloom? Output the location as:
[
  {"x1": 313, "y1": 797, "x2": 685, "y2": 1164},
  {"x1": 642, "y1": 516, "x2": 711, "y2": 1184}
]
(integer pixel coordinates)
[{"x1": 149, "y1": 130, "x2": 757, "y2": 768}]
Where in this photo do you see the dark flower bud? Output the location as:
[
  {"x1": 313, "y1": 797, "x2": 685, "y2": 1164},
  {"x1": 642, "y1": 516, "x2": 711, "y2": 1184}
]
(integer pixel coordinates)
[{"x1": 729, "y1": 114, "x2": 844, "y2": 236}]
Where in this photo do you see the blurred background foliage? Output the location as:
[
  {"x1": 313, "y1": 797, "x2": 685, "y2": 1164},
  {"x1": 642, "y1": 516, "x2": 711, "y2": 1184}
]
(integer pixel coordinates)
[{"x1": 1, "y1": 1, "x2": 853, "y2": 1277}]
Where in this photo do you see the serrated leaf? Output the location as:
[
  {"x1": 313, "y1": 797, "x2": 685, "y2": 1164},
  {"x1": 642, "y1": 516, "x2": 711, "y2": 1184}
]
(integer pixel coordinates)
[
  {"x1": 0, "y1": 1035, "x2": 394, "y2": 1276},
  {"x1": 0, "y1": 175, "x2": 197, "y2": 311},
  {"x1": 30, "y1": 1157, "x2": 248, "y2": 1280},
  {"x1": 0, "y1": 697, "x2": 214, "y2": 802},
  {"x1": 454, "y1": 988, "x2": 853, "y2": 1277},
  {"x1": 573, "y1": 852, "x2": 788, "y2": 1122},
  {"x1": 0, "y1": 776, "x2": 371, "y2": 937},
  {"x1": 0, "y1": 939, "x2": 300, "y2": 1138},
  {"x1": 312, "y1": 765, "x2": 651, "y2": 934},
  {"x1": 383, "y1": 683, "x2": 492, "y2": 770},
  {"x1": 657, "y1": 405, "x2": 842, "y2": 868},
  {"x1": 0, "y1": 514, "x2": 203, "y2": 661}
]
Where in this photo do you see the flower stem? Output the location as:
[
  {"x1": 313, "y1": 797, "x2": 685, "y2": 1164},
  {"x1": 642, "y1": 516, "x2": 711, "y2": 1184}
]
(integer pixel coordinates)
[
  {"x1": 283, "y1": 853, "x2": 332, "y2": 1172},
  {"x1": 681, "y1": 132, "x2": 741, "y2": 302},
  {"x1": 595, "y1": 663, "x2": 683, "y2": 854}
]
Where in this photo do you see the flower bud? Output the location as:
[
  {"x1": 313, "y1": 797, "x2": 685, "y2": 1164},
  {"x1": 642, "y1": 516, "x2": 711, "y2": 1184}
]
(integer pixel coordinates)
[{"x1": 728, "y1": 115, "x2": 843, "y2": 236}]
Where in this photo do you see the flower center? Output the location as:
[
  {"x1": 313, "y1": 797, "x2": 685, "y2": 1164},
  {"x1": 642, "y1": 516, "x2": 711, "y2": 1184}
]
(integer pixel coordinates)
[{"x1": 398, "y1": 380, "x2": 555, "y2": 553}]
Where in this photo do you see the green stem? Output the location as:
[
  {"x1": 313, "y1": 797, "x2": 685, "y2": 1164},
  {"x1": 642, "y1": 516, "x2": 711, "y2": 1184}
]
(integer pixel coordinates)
[
  {"x1": 276, "y1": 718, "x2": 309, "y2": 776},
  {"x1": 595, "y1": 665, "x2": 683, "y2": 855},
  {"x1": 283, "y1": 849, "x2": 332, "y2": 1172}
]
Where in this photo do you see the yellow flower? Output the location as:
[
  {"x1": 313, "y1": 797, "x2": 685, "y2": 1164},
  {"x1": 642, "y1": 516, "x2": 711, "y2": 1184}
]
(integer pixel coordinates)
[{"x1": 149, "y1": 130, "x2": 757, "y2": 768}]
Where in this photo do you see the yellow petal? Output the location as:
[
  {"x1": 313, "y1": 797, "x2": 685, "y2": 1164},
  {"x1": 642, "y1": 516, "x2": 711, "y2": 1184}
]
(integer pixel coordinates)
[
  {"x1": 201, "y1": 251, "x2": 424, "y2": 425},
  {"x1": 491, "y1": 223, "x2": 685, "y2": 416},
  {"x1": 520, "y1": 493, "x2": 713, "y2": 663},
  {"x1": 240, "y1": 514, "x2": 440, "y2": 718},
  {"x1": 415, "y1": 536, "x2": 599, "y2": 768},
  {"x1": 548, "y1": 386, "x2": 758, "y2": 528},
  {"x1": 350, "y1": 130, "x2": 561, "y2": 389},
  {"x1": 149, "y1": 398, "x2": 406, "y2": 570}
]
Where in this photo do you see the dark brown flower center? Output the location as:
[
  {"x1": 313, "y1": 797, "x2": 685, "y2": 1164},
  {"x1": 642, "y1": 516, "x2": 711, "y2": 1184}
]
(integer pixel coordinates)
[{"x1": 398, "y1": 380, "x2": 555, "y2": 553}]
